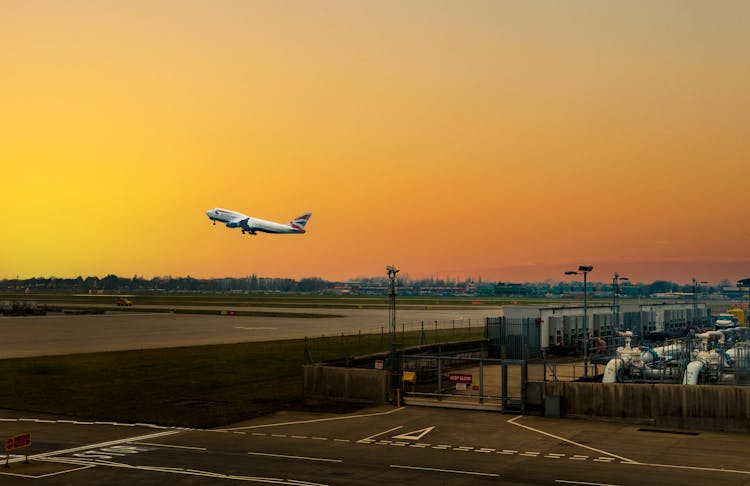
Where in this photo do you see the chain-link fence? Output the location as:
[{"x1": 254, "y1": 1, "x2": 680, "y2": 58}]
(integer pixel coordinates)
[{"x1": 304, "y1": 317, "x2": 486, "y2": 365}]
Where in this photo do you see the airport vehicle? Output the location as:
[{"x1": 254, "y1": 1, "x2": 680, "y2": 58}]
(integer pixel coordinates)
[
  {"x1": 715, "y1": 313, "x2": 739, "y2": 329},
  {"x1": 116, "y1": 298, "x2": 133, "y2": 306},
  {"x1": 728, "y1": 306, "x2": 745, "y2": 325},
  {"x1": 205, "y1": 208, "x2": 311, "y2": 235}
]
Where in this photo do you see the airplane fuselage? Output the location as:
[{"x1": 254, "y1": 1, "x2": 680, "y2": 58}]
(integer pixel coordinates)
[{"x1": 206, "y1": 208, "x2": 310, "y2": 235}]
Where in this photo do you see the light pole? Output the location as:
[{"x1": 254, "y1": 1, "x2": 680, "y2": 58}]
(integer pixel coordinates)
[
  {"x1": 565, "y1": 265, "x2": 594, "y2": 377},
  {"x1": 611, "y1": 273, "x2": 629, "y2": 351},
  {"x1": 692, "y1": 278, "x2": 708, "y2": 329},
  {"x1": 386, "y1": 266, "x2": 400, "y2": 397}
]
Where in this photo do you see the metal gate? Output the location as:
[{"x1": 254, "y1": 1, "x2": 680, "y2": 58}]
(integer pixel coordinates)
[{"x1": 401, "y1": 354, "x2": 529, "y2": 413}]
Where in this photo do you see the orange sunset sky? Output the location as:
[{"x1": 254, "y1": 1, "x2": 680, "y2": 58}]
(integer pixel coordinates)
[{"x1": 1, "y1": 1, "x2": 749, "y2": 284}]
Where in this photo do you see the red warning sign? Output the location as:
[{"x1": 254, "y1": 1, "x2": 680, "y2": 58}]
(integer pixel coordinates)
[
  {"x1": 4, "y1": 433, "x2": 31, "y2": 452},
  {"x1": 448, "y1": 373, "x2": 473, "y2": 383}
]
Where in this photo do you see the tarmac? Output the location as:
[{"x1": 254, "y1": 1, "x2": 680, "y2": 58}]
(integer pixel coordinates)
[
  {"x1": 0, "y1": 306, "x2": 500, "y2": 358},
  {"x1": 3, "y1": 406, "x2": 750, "y2": 485}
]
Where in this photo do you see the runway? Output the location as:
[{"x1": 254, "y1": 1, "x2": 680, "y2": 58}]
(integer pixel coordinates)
[{"x1": 0, "y1": 306, "x2": 501, "y2": 358}]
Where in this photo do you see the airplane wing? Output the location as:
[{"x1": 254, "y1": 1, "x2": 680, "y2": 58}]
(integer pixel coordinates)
[
  {"x1": 226, "y1": 217, "x2": 258, "y2": 234},
  {"x1": 225, "y1": 217, "x2": 249, "y2": 228}
]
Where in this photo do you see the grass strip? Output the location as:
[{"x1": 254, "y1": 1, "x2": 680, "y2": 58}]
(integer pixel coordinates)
[{"x1": 0, "y1": 328, "x2": 485, "y2": 428}]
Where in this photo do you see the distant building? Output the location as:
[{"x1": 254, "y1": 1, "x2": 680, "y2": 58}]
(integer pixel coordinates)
[{"x1": 502, "y1": 302, "x2": 709, "y2": 351}]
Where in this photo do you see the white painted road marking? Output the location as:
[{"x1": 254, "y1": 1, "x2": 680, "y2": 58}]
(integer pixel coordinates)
[
  {"x1": 13, "y1": 431, "x2": 179, "y2": 464},
  {"x1": 390, "y1": 464, "x2": 500, "y2": 477},
  {"x1": 555, "y1": 480, "x2": 620, "y2": 486},
  {"x1": 358, "y1": 425, "x2": 403, "y2": 443},
  {"x1": 247, "y1": 451, "x2": 342, "y2": 463},
  {"x1": 72, "y1": 445, "x2": 153, "y2": 460},
  {"x1": 133, "y1": 441, "x2": 207, "y2": 451},
  {"x1": 0, "y1": 417, "x2": 182, "y2": 430},
  {"x1": 392, "y1": 426, "x2": 435, "y2": 441},
  {"x1": 0, "y1": 464, "x2": 97, "y2": 479},
  {"x1": 594, "y1": 457, "x2": 615, "y2": 462},
  {"x1": 219, "y1": 406, "x2": 404, "y2": 431},
  {"x1": 508, "y1": 416, "x2": 637, "y2": 464},
  {"x1": 46, "y1": 456, "x2": 330, "y2": 485}
]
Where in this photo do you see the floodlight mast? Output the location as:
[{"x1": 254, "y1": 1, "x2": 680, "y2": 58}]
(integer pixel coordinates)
[
  {"x1": 386, "y1": 265, "x2": 401, "y2": 399},
  {"x1": 387, "y1": 266, "x2": 399, "y2": 344},
  {"x1": 565, "y1": 265, "x2": 593, "y2": 377}
]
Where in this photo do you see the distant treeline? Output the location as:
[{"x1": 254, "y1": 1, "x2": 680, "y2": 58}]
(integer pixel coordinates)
[{"x1": 0, "y1": 274, "x2": 739, "y2": 297}]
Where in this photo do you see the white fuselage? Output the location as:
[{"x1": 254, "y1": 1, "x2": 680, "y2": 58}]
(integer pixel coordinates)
[{"x1": 206, "y1": 208, "x2": 307, "y2": 234}]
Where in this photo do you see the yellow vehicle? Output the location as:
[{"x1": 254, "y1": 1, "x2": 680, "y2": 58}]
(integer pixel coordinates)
[
  {"x1": 728, "y1": 307, "x2": 745, "y2": 325},
  {"x1": 116, "y1": 298, "x2": 133, "y2": 306}
]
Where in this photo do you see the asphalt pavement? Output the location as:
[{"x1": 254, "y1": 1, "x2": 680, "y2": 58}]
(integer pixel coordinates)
[
  {"x1": 0, "y1": 306, "x2": 499, "y2": 358},
  {"x1": 2, "y1": 406, "x2": 750, "y2": 485}
]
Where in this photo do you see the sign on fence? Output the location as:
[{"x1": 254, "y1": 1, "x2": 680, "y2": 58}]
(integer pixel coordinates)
[{"x1": 448, "y1": 373, "x2": 472, "y2": 383}]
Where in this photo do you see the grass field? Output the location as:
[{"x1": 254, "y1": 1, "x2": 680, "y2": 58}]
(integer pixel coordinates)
[{"x1": 0, "y1": 328, "x2": 484, "y2": 428}]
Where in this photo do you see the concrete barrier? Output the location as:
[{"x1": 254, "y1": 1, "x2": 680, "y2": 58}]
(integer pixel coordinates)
[
  {"x1": 541, "y1": 381, "x2": 750, "y2": 432},
  {"x1": 304, "y1": 365, "x2": 390, "y2": 406}
]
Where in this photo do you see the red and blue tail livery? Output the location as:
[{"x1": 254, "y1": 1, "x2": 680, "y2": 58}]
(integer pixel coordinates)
[{"x1": 206, "y1": 208, "x2": 312, "y2": 236}]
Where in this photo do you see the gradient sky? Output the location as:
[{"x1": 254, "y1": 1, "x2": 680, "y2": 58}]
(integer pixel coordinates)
[{"x1": 2, "y1": 1, "x2": 749, "y2": 284}]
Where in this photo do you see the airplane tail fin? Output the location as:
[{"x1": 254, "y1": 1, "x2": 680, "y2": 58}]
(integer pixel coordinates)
[{"x1": 290, "y1": 212, "x2": 311, "y2": 231}]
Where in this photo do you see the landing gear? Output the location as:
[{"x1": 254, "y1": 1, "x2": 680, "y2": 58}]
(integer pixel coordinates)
[
  {"x1": 212, "y1": 221, "x2": 216, "y2": 226},
  {"x1": 241, "y1": 230, "x2": 246, "y2": 234}
]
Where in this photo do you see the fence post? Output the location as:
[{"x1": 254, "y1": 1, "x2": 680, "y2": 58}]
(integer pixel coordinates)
[
  {"x1": 501, "y1": 362, "x2": 508, "y2": 412},
  {"x1": 342, "y1": 332, "x2": 346, "y2": 366},
  {"x1": 521, "y1": 361, "x2": 527, "y2": 415},
  {"x1": 452, "y1": 319, "x2": 455, "y2": 337},
  {"x1": 420, "y1": 321, "x2": 425, "y2": 345},
  {"x1": 437, "y1": 356, "x2": 442, "y2": 395},
  {"x1": 435, "y1": 320, "x2": 438, "y2": 337},
  {"x1": 479, "y1": 357, "x2": 484, "y2": 404}
]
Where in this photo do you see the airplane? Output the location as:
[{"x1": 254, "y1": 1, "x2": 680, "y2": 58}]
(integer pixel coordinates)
[{"x1": 205, "y1": 208, "x2": 311, "y2": 235}]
